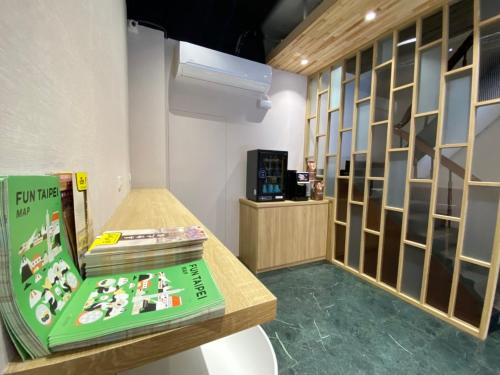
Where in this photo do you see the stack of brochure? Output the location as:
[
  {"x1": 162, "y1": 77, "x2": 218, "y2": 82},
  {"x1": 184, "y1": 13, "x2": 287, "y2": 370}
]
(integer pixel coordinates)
[
  {"x1": 0, "y1": 176, "x2": 224, "y2": 360},
  {"x1": 82, "y1": 226, "x2": 208, "y2": 277}
]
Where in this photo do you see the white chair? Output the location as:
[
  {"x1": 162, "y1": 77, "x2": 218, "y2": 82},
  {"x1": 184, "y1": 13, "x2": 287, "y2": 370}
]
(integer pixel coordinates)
[{"x1": 121, "y1": 325, "x2": 278, "y2": 375}]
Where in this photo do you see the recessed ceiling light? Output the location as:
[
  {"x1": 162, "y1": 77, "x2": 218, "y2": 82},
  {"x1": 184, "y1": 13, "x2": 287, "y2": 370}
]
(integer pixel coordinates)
[
  {"x1": 365, "y1": 11, "x2": 376, "y2": 22},
  {"x1": 300, "y1": 59, "x2": 309, "y2": 65},
  {"x1": 449, "y1": 48, "x2": 453, "y2": 52}
]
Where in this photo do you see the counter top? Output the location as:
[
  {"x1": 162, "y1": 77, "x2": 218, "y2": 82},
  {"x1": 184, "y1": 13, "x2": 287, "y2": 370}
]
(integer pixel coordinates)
[
  {"x1": 239, "y1": 197, "x2": 329, "y2": 209},
  {"x1": 6, "y1": 189, "x2": 277, "y2": 375}
]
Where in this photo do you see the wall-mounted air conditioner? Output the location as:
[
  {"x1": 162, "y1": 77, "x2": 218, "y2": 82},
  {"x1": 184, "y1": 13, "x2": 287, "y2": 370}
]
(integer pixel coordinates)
[{"x1": 175, "y1": 41, "x2": 272, "y2": 95}]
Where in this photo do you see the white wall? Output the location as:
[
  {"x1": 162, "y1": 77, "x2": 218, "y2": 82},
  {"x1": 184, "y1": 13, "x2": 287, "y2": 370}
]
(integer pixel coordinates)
[
  {"x1": 0, "y1": 0, "x2": 130, "y2": 368},
  {"x1": 128, "y1": 33, "x2": 306, "y2": 254},
  {"x1": 128, "y1": 26, "x2": 168, "y2": 187},
  {"x1": 166, "y1": 40, "x2": 306, "y2": 253}
]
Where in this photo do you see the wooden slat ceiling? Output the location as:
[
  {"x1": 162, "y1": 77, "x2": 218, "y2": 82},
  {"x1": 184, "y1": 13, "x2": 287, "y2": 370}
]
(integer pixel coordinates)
[{"x1": 267, "y1": 0, "x2": 447, "y2": 76}]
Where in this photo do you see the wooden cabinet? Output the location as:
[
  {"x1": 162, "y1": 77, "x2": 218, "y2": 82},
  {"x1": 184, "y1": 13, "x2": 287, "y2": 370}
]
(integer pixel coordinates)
[{"x1": 239, "y1": 198, "x2": 329, "y2": 273}]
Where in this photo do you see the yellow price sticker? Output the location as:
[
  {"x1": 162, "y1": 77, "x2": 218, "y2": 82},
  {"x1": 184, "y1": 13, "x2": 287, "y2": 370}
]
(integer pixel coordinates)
[
  {"x1": 76, "y1": 172, "x2": 88, "y2": 192},
  {"x1": 88, "y1": 232, "x2": 122, "y2": 253}
]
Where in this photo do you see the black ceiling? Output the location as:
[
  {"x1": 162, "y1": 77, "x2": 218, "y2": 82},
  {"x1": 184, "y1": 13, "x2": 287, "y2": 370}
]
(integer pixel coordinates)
[{"x1": 126, "y1": 0, "x2": 279, "y2": 63}]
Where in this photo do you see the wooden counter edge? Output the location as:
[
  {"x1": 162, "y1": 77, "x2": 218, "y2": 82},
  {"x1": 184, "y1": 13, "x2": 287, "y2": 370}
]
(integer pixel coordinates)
[
  {"x1": 6, "y1": 299, "x2": 276, "y2": 375},
  {"x1": 239, "y1": 198, "x2": 329, "y2": 209}
]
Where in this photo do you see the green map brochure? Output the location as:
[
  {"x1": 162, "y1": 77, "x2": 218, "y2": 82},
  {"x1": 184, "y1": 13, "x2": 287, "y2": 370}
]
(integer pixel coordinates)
[
  {"x1": 0, "y1": 176, "x2": 225, "y2": 360},
  {"x1": 0, "y1": 176, "x2": 82, "y2": 358},
  {"x1": 49, "y1": 260, "x2": 224, "y2": 350}
]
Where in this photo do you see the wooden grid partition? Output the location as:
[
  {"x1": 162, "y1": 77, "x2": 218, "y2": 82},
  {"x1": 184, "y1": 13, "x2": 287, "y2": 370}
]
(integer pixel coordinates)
[{"x1": 303, "y1": 0, "x2": 500, "y2": 339}]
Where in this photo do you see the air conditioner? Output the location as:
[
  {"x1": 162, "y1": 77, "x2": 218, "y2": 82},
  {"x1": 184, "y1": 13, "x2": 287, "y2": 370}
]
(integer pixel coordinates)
[{"x1": 175, "y1": 41, "x2": 272, "y2": 95}]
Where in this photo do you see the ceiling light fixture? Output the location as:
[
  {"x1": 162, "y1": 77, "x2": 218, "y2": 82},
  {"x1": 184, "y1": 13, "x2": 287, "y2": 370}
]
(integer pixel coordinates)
[
  {"x1": 365, "y1": 11, "x2": 376, "y2": 22},
  {"x1": 300, "y1": 58, "x2": 309, "y2": 65}
]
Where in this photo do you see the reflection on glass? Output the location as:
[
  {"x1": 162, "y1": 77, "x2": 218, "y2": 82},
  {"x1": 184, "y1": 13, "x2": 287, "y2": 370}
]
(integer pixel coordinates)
[
  {"x1": 363, "y1": 233, "x2": 379, "y2": 278},
  {"x1": 436, "y1": 147, "x2": 466, "y2": 217},
  {"x1": 472, "y1": 103, "x2": 500, "y2": 182},
  {"x1": 343, "y1": 81, "x2": 355, "y2": 129},
  {"x1": 318, "y1": 93, "x2": 328, "y2": 135},
  {"x1": 308, "y1": 77, "x2": 318, "y2": 115},
  {"x1": 382, "y1": 210, "x2": 403, "y2": 288},
  {"x1": 320, "y1": 69, "x2": 330, "y2": 91},
  {"x1": 480, "y1": 0, "x2": 500, "y2": 21},
  {"x1": 387, "y1": 151, "x2": 408, "y2": 208},
  {"x1": 375, "y1": 65, "x2": 391, "y2": 122},
  {"x1": 348, "y1": 205, "x2": 363, "y2": 270},
  {"x1": 401, "y1": 245, "x2": 425, "y2": 299},
  {"x1": 359, "y1": 48, "x2": 373, "y2": 99},
  {"x1": 356, "y1": 101, "x2": 370, "y2": 151},
  {"x1": 345, "y1": 56, "x2": 357, "y2": 80},
  {"x1": 326, "y1": 156, "x2": 336, "y2": 197},
  {"x1": 352, "y1": 154, "x2": 366, "y2": 202},
  {"x1": 479, "y1": 22, "x2": 500, "y2": 101},
  {"x1": 335, "y1": 224, "x2": 346, "y2": 262},
  {"x1": 328, "y1": 111, "x2": 339, "y2": 154},
  {"x1": 340, "y1": 131, "x2": 352, "y2": 176},
  {"x1": 407, "y1": 183, "x2": 431, "y2": 244},
  {"x1": 412, "y1": 115, "x2": 437, "y2": 179},
  {"x1": 336, "y1": 179, "x2": 349, "y2": 222},
  {"x1": 462, "y1": 186, "x2": 500, "y2": 262},
  {"x1": 392, "y1": 87, "x2": 412, "y2": 148},
  {"x1": 443, "y1": 71, "x2": 471, "y2": 144},
  {"x1": 448, "y1": 0, "x2": 473, "y2": 71},
  {"x1": 367, "y1": 180, "x2": 383, "y2": 231},
  {"x1": 330, "y1": 66, "x2": 342, "y2": 110},
  {"x1": 317, "y1": 136, "x2": 326, "y2": 175},
  {"x1": 370, "y1": 125, "x2": 387, "y2": 177},
  {"x1": 418, "y1": 46, "x2": 441, "y2": 113},
  {"x1": 377, "y1": 35, "x2": 393, "y2": 65},
  {"x1": 421, "y1": 10, "x2": 442, "y2": 46},
  {"x1": 307, "y1": 118, "x2": 316, "y2": 156},
  {"x1": 454, "y1": 262, "x2": 489, "y2": 327},
  {"x1": 426, "y1": 219, "x2": 459, "y2": 313},
  {"x1": 396, "y1": 24, "x2": 416, "y2": 86}
]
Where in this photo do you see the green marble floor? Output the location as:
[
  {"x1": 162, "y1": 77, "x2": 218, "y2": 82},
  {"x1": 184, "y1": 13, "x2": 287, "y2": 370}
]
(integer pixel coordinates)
[{"x1": 259, "y1": 261, "x2": 500, "y2": 375}]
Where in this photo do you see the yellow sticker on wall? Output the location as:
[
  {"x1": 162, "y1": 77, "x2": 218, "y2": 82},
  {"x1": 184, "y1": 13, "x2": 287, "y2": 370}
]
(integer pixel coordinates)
[
  {"x1": 76, "y1": 172, "x2": 88, "y2": 192},
  {"x1": 88, "y1": 232, "x2": 122, "y2": 253}
]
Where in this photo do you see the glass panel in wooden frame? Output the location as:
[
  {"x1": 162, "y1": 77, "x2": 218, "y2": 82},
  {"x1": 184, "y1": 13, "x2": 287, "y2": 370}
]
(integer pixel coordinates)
[
  {"x1": 412, "y1": 114, "x2": 438, "y2": 180},
  {"x1": 442, "y1": 71, "x2": 472, "y2": 145},
  {"x1": 367, "y1": 180, "x2": 384, "y2": 231},
  {"x1": 462, "y1": 186, "x2": 500, "y2": 263},
  {"x1": 396, "y1": 24, "x2": 416, "y2": 87},
  {"x1": 348, "y1": 204, "x2": 363, "y2": 269},
  {"x1": 352, "y1": 154, "x2": 366, "y2": 202},
  {"x1": 471, "y1": 103, "x2": 500, "y2": 182},
  {"x1": 370, "y1": 125, "x2": 387, "y2": 177},
  {"x1": 363, "y1": 232, "x2": 379, "y2": 278},
  {"x1": 387, "y1": 151, "x2": 408, "y2": 208},
  {"x1": 426, "y1": 219, "x2": 459, "y2": 313},
  {"x1": 406, "y1": 183, "x2": 432, "y2": 245},
  {"x1": 401, "y1": 245, "x2": 425, "y2": 299},
  {"x1": 435, "y1": 147, "x2": 466, "y2": 218},
  {"x1": 381, "y1": 210, "x2": 403, "y2": 288}
]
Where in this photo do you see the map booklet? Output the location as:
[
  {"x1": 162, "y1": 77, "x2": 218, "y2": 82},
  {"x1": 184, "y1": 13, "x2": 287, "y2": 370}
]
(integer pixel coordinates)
[
  {"x1": 82, "y1": 226, "x2": 208, "y2": 277},
  {"x1": 0, "y1": 176, "x2": 225, "y2": 360}
]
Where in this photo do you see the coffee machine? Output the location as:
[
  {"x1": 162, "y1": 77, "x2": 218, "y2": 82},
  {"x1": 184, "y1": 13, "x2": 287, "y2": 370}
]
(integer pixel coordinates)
[{"x1": 285, "y1": 170, "x2": 309, "y2": 201}]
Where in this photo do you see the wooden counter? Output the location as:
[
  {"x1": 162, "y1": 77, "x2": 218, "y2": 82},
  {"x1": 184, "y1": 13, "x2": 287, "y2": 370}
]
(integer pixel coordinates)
[
  {"x1": 239, "y1": 198, "x2": 329, "y2": 273},
  {"x1": 6, "y1": 189, "x2": 276, "y2": 375}
]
